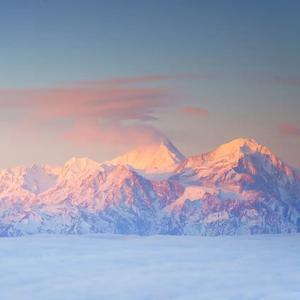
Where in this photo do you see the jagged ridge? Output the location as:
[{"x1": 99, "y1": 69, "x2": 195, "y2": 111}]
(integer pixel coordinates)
[{"x1": 0, "y1": 137, "x2": 300, "y2": 236}]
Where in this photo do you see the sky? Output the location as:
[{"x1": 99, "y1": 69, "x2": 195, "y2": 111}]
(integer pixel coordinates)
[{"x1": 0, "y1": 0, "x2": 299, "y2": 168}]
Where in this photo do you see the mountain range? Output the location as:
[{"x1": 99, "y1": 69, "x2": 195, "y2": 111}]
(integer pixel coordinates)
[{"x1": 0, "y1": 137, "x2": 300, "y2": 236}]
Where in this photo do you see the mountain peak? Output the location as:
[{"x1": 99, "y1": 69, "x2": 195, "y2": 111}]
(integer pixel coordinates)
[
  {"x1": 210, "y1": 137, "x2": 272, "y2": 159},
  {"x1": 61, "y1": 157, "x2": 101, "y2": 180},
  {"x1": 175, "y1": 137, "x2": 281, "y2": 181},
  {"x1": 109, "y1": 137, "x2": 185, "y2": 173},
  {"x1": 64, "y1": 157, "x2": 99, "y2": 168},
  {"x1": 226, "y1": 137, "x2": 258, "y2": 147}
]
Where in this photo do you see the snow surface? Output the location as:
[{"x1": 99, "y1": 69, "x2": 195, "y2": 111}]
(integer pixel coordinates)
[
  {"x1": 0, "y1": 234, "x2": 300, "y2": 300},
  {"x1": 1, "y1": 137, "x2": 300, "y2": 236},
  {"x1": 109, "y1": 138, "x2": 185, "y2": 173}
]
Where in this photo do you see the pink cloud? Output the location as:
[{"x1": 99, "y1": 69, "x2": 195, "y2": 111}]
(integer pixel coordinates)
[
  {"x1": 182, "y1": 106, "x2": 208, "y2": 117},
  {"x1": 279, "y1": 122, "x2": 300, "y2": 137},
  {"x1": 64, "y1": 121, "x2": 165, "y2": 146},
  {"x1": 69, "y1": 73, "x2": 216, "y2": 88},
  {"x1": 269, "y1": 76, "x2": 300, "y2": 87},
  {"x1": 0, "y1": 74, "x2": 181, "y2": 145},
  {"x1": 0, "y1": 86, "x2": 167, "y2": 120}
]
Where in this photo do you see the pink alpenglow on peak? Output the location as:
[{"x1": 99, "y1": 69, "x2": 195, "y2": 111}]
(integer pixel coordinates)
[
  {"x1": 59, "y1": 157, "x2": 103, "y2": 181},
  {"x1": 109, "y1": 137, "x2": 186, "y2": 173},
  {"x1": 208, "y1": 138, "x2": 273, "y2": 158},
  {"x1": 0, "y1": 136, "x2": 300, "y2": 237},
  {"x1": 175, "y1": 137, "x2": 296, "y2": 185}
]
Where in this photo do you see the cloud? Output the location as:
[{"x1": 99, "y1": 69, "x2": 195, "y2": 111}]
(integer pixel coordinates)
[
  {"x1": 0, "y1": 75, "x2": 181, "y2": 146},
  {"x1": 269, "y1": 76, "x2": 300, "y2": 87},
  {"x1": 0, "y1": 86, "x2": 167, "y2": 121},
  {"x1": 182, "y1": 106, "x2": 208, "y2": 117},
  {"x1": 71, "y1": 73, "x2": 218, "y2": 88},
  {"x1": 63, "y1": 121, "x2": 165, "y2": 146},
  {"x1": 279, "y1": 122, "x2": 300, "y2": 137}
]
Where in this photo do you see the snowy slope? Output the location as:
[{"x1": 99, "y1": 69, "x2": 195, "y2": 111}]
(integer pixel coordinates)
[
  {"x1": 0, "y1": 137, "x2": 300, "y2": 236},
  {"x1": 168, "y1": 138, "x2": 300, "y2": 234},
  {"x1": 109, "y1": 137, "x2": 185, "y2": 173}
]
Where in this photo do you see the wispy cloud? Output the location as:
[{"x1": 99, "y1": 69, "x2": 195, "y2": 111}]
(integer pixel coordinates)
[
  {"x1": 182, "y1": 106, "x2": 208, "y2": 117},
  {"x1": 269, "y1": 76, "x2": 300, "y2": 87},
  {"x1": 279, "y1": 122, "x2": 300, "y2": 137},
  {"x1": 73, "y1": 74, "x2": 201, "y2": 87},
  {"x1": 64, "y1": 121, "x2": 165, "y2": 146},
  {"x1": 0, "y1": 86, "x2": 167, "y2": 121},
  {"x1": 0, "y1": 75, "x2": 185, "y2": 146}
]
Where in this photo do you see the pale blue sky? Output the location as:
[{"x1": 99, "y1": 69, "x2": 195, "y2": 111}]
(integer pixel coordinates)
[{"x1": 0, "y1": 0, "x2": 299, "y2": 167}]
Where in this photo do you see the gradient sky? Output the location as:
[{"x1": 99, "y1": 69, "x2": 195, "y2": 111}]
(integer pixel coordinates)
[{"x1": 0, "y1": 0, "x2": 299, "y2": 168}]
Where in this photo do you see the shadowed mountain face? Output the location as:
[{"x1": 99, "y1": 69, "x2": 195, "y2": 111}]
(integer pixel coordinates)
[{"x1": 0, "y1": 137, "x2": 300, "y2": 236}]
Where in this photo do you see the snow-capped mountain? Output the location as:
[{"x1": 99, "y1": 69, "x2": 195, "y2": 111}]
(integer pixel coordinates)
[
  {"x1": 0, "y1": 137, "x2": 299, "y2": 236},
  {"x1": 168, "y1": 138, "x2": 300, "y2": 234},
  {"x1": 0, "y1": 164, "x2": 60, "y2": 195},
  {"x1": 109, "y1": 137, "x2": 185, "y2": 173}
]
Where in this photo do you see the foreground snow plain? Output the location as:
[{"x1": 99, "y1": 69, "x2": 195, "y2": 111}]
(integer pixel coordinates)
[{"x1": 0, "y1": 234, "x2": 300, "y2": 300}]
